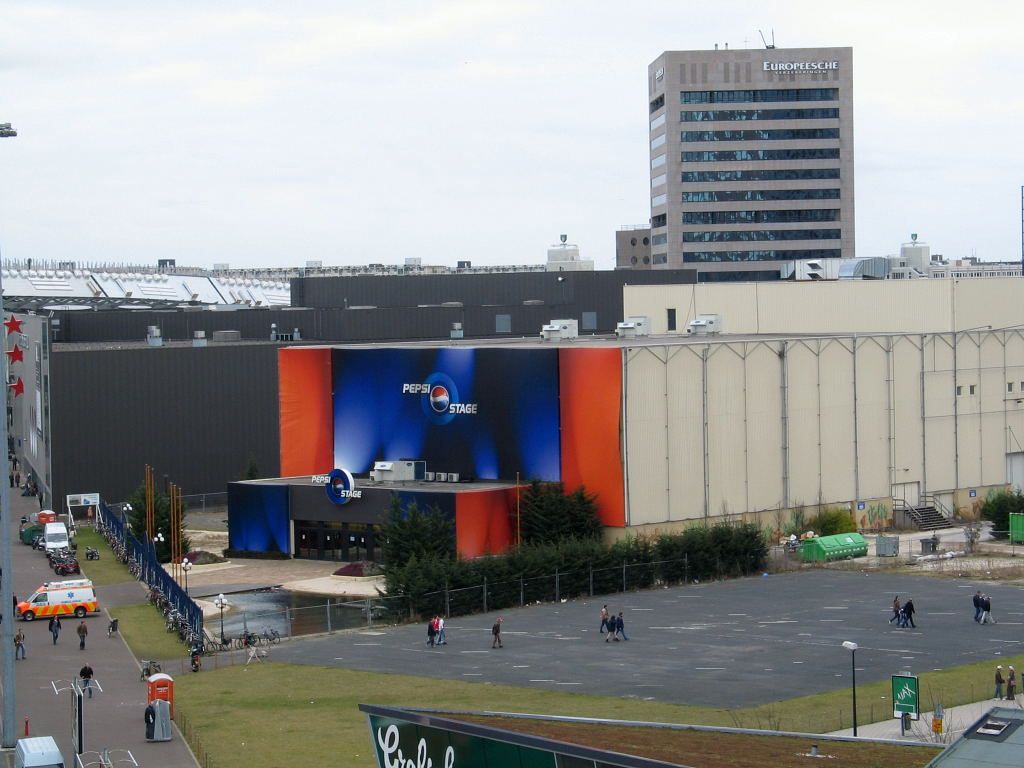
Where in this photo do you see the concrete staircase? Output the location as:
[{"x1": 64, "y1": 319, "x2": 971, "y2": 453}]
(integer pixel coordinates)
[{"x1": 895, "y1": 501, "x2": 949, "y2": 531}]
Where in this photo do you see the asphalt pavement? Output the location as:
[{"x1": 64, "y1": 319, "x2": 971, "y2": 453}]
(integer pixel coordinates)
[
  {"x1": 1, "y1": 489, "x2": 198, "y2": 767},
  {"x1": 269, "y1": 568, "x2": 1024, "y2": 709}
]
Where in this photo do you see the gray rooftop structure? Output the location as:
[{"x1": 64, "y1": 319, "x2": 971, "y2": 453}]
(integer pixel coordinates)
[{"x1": 927, "y1": 707, "x2": 1024, "y2": 768}]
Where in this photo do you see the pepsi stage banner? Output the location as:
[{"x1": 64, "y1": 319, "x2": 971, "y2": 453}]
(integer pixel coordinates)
[{"x1": 332, "y1": 348, "x2": 560, "y2": 482}]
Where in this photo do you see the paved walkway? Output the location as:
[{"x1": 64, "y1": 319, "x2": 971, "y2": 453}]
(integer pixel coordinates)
[
  {"x1": 1, "y1": 489, "x2": 198, "y2": 767},
  {"x1": 830, "y1": 695, "x2": 1013, "y2": 742}
]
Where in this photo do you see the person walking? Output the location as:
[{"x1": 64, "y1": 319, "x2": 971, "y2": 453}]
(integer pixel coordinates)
[
  {"x1": 615, "y1": 612, "x2": 629, "y2": 641},
  {"x1": 973, "y1": 591, "x2": 983, "y2": 622},
  {"x1": 48, "y1": 615, "x2": 62, "y2": 645},
  {"x1": 77, "y1": 621, "x2": 88, "y2": 650},
  {"x1": 14, "y1": 628, "x2": 25, "y2": 660},
  {"x1": 79, "y1": 662, "x2": 94, "y2": 699},
  {"x1": 1008, "y1": 666, "x2": 1017, "y2": 702},
  {"x1": 903, "y1": 598, "x2": 916, "y2": 629},
  {"x1": 491, "y1": 617, "x2": 503, "y2": 649},
  {"x1": 436, "y1": 616, "x2": 447, "y2": 646},
  {"x1": 995, "y1": 665, "x2": 1005, "y2": 699},
  {"x1": 426, "y1": 616, "x2": 437, "y2": 647},
  {"x1": 599, "y1": 605, "x2": 610, "y2": 635},
  {"x1": 981, "y1": 595, "x2": 993, "y2": 625},
  {"x1": 889, "y1": 596, "x2": 901, "y2": 624}
]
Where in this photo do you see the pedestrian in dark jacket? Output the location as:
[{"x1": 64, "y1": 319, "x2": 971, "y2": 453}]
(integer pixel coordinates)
[
  {"x1": 615, "y1": 612, "x2": 629, "y2": 641},
  {"x1": 889, "y1": 596, "x2": 901, "y2": 624},
  {"x1": 973, "y1": 591, "x2": 983, "y2": 622},
  {"x1": 77, "y1": 621, "x2": 88, "y2": 650},
  {"x1": 995, "y1": 665, "x2": 1005, "y2": 699},
  {"x1": 903, "y1": 599, "x2": 916, "y2": 629},
  {"x1": 491, "y1": 617, "x2": 503, "y2": 649},
  {"x1": 981, "y1": 595, "x2": 993, "y2": 625},
  {"x1": 48, "y1": 616, "x2": 62, "y2": 645},
  {"x1": 426, "y1": 617, "x2": 436, "y2": 647},
  {"x1": 1008, "y1": 666, "x2": 1017, "y2": 701}
]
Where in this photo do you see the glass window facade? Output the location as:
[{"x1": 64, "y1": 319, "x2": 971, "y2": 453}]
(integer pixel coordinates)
[
  {"x1": 681, "y1": 128, "x2": 839, "y2": 142},
  {"x1": 683, "y1": 208, "x2": 839, "y2": 225},
  {"x1": 683, "y1": 168, "x2": 840, "y2": 182},
  {"x1": 651, "y1": 233, "x2": 668, "y2": 245},
  {"x1": 683, "y1": 148, "x2": 840, "y2": 162},
  {"x1": 681, "y1": 107, "x2": 840, "y2": 122},
  {"x1": 649, "y1": 94, "x2": 665, "y2": 113},
  {"x1": 651, "y1": 153, "x2": 666, "y2": 169},
  {"x1": 651, "y1": 193, "x2": 667, "y2": 207},
  {"x1": 698, "y1": 269, "x2": 782, "y2": 282},
  {"x1": 651, "y1": 173, "x2": 667, "y2": 188},
  {"x1": 651, "y1": 133, "x2": 666, "y2": 150},
  {"x1": 680, "y1": 88, "x2": 838, "y2": 104},
  {"x1": 651, "y1": 213, "x2": 667, "y2": 228},
  {"x1": 683, "y1": 228, "x2": 841, "y2": 242},
  {"x1": 683, "y1": 189, "x2": 840, "y2": 202},
  {"x1": 685, "y1": 248, "x2": 842, "y2": 263},
  {"x1": 650, "y1": 113, "x2": 666, "y2": 131}
]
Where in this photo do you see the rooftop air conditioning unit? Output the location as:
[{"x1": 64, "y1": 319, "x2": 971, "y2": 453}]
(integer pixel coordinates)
[
  {"x1": 616, "y1": 315, "x2": 650, "y2": 338},
  {"x1": 685, "y1": 314, "x2": 722, "y2": 336},
  {"x1": 448, "y1": 472, "x2": 460, "y2": 483},
  {"x1": 192, "y1": 330, "x2": 208, "y2": 348},
  {"x1": 145, "y1": 326, "x2": 163, "y2": 347},
  {"x1": 540, "y1": 318, "x2": 579, "y2": 341},
  {"x1": 371, "y1": 460, "x2": 418, "y2": 483},
  {"x1": 436, "y1": 472, "x2": 448, "y2": 482},
  {"x1": 424, "y1": 471, "x2": 435, "y2": 482}
]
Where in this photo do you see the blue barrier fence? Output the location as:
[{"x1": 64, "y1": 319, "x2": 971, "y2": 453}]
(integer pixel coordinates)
[{"x1": 96, "y1": 500, "x2": 204, "y2": 639}]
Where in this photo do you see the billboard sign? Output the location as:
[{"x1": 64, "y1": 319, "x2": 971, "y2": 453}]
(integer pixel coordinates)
[{"x1": 892, "y1": 674, "x2": 919, "y2": 720}]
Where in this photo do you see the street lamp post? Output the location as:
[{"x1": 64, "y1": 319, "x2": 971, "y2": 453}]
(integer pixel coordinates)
[
  {"x1": 181, "y1": 558, "x2": 192, "y2": 595},
  {"x1": 214, "y1": 594, "x2": 228, "y2": 645},
  {"x1": 0, "y1": 120, "x2": 18, "y2": 748},
  {"x1": 842, "y1": 641, "x2": 859, "y2": 736}
]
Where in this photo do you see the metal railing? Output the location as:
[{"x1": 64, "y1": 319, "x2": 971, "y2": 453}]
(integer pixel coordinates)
[{"x1": 95, "y1": 500, "x2": 203, "y2": 639}]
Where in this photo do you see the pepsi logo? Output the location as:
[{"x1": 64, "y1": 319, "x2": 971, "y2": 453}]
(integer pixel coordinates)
[{"x1": 429, "y1": 385, "x2": 450, "y2": 413}]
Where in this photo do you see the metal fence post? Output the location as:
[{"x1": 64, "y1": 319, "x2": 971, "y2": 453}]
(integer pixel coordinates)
[
  {"x1": 285, "y1": 607, "x2": 292, "y2": 639},
  {"x1": 367, "y1": 597, "x2": 373, "y2": 628},
  {"x1": 622, "y1": 561, "x2": 627, "y2": 592},
  {"x1": 685, "y1": 553, "x2": 689, "y2": 584},
  {"x1": 520, "y1": 575, "x2": 524, "y2": 607},
  {"x1": 444, "y1": 580, "x2": 450, "y2": 618},
  {"x1": 326, "y1": 599, "x2": 332, "y2": 633},
  {"x1": 589, "y1": 567, "x2": 593, "y2": 597},
  {"x1": 555, "y1": 568, "x2": 560, "y2": 603},
  {"x1": 483, "y1": 577, "x2": 488, "y2": 614}
]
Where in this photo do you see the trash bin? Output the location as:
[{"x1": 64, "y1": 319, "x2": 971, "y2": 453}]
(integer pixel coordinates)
[
  {"x1": 146, "y1": 672, "x2": 175, "y2": 720},
  {"x1": 145, "y1": 699, "x2": 172, "y2": 742},
  {"x1": 876, "y1": 535, "x2": 899, "y2": 557},
  {"x1": 920, "y1": 538, "x2": 938, "y2": 555}
]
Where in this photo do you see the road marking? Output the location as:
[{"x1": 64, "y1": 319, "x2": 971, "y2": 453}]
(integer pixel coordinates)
[
  {"x1": 333, "y1": 657, "x2": 345, "y2": 660},
  {"x1": 353, "y1": 643, "x2": 381, "y2": 646},
  {"x1": 758, "y1": 620, "x2": 798, "y2": 624},
  {"x1": 822, "y1": 606, "x2": 848, "y2": 610},
  {"x1": 513, "y1": 665, "x2": 530, "y2": 668},
  {"x1": 695, "y1": 667, "x2": 725, "y2": 671},
  {"x1": 728, "y1": 613, "x2": 748, "y2": 616},
  {"x1": 530, "y1": 679, "x2": 555, "y2": 683},
  {"x1": 635, "y1": 684, "x2": 664, "y2": 687},
  {"x1": 462, "y1": 673, "x2": 482, "y2": 677},
  {"x1": 555, "y1": 637, "x2": 583, "y2": 641},
  {"x1": 927, "y1": 612, "x2": 955, "y2": 616},
  {"x1": 819, "y1": 619, "x2": 844, "y2": 622},
  {"x1": 901, "y1": 656, "x2": 915, "y2": 660},
  {"x1": 632, "y1": 608, "x2": 654, "y2": 611},
  {"x1": 460, "y1": 650, "x2": 489, "y2": 654},
  {"x1": 556, "y1": 682, "x2": 581, "y2": 686},
  {"x1": 359, "y1": 631, "x2": 386, "y2": 636},
  {"x1": 792, "y1": 661, "x2": 804, "y2": 664}
]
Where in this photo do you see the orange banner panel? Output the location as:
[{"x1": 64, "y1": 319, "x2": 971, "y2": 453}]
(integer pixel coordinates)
[
  {"x1": 279, "y1": 347, "x2": 333, "y2": 477},
  {"x1": 559, "y1": 348, "x2": 625, "y2": 527},
  {"x1": 455, "y1": 490, "x2": 515, "y2": 558}
]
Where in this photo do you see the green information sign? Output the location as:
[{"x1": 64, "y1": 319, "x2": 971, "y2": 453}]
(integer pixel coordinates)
[{"x1": 892, "y1": 674, "x2": 920, "y2": 721}]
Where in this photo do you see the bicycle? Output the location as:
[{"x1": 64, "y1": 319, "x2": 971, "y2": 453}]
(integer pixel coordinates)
[
  {"x1": 139, "y1": 659, "x2": 161, "y2": 681},
  {"x1": 261, "y1": 627, "x2": 281, "y2": 645}
]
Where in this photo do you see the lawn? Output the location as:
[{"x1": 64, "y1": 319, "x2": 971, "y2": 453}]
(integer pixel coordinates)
[
  {"x1": 113, "y1": 602, "x2": 192, "y2": 661},
  {"x1": 173, "y1": 650, "x2": 1022, "y2": 768},
  {"x1": 77, "y1": 528, "x2": 136, "y2": 587}
]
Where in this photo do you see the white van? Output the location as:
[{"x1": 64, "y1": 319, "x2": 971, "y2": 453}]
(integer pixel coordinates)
[
  {"x1": 17, "y1": 579, "x2": 99, "y2": 621},
  {"x1": 15, "y1": 736, "x2": 65, "y2": 768},
  {"x1": 42, "y1": 522, "x2": 69, "y2": 554}
]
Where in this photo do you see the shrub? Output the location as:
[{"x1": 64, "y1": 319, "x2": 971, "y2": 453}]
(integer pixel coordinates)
[
  {"x1": 981, "y1": 491, "x2": 1024, "y2": 539},
  {"x1": 807, "y1": 507, "x2": 857, "y2": 537}
]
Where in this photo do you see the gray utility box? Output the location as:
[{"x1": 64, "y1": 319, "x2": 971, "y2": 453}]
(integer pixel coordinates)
[{"x1": 876, "y1": 535, "x2": 900, "y2": 557}]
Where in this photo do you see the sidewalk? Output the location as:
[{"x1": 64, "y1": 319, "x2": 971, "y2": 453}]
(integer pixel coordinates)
[
  {"x1": 1, "y1": 487, "x2": 198, "y2": 767},
  {"x1": 830, "y1": 695, "x2": 1009, "y2": 742}
]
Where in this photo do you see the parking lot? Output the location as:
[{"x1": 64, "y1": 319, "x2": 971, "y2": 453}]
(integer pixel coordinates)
[{"x1": 271, "y1": 568, "x2": 1024, "y2": 709}]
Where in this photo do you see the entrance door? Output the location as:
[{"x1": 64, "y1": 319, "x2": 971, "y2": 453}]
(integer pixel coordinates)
[
  {"x1": 892, "y1": 481, "x2": 920, "y2": 507},
  {"x1": 296, "y1": 527, "x2": 320, "y2": 559},
  {"x1": 1008, "y1": 452, "x2": 1024, "y2": 494}
]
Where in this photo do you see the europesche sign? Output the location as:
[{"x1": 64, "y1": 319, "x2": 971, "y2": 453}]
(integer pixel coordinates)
[{"x1": 763, "y1": 60, "x2": 839, "y2": 72}]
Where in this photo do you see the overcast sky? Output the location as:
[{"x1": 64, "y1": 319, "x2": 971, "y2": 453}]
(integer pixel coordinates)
[{"x1": 1, "y1": 1, "x2": 1022, "y2": 270}]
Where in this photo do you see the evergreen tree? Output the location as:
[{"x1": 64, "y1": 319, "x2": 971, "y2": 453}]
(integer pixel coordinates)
[{"x1": 123, "y1": 485, "x2": 190, "y2": 563}]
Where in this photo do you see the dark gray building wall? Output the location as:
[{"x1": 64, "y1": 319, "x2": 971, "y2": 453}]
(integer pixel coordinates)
[
  {"x1": 49, "y1": 344, "x2": 281, "y2": 505},
  {"x1": 52, "y1": 308, "x2": 316, "y2": 344}
]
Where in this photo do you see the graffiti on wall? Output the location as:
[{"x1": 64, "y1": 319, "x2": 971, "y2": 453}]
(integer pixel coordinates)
[{"x1": 859, "y1": 503, "x2": 892, "y2": 531}]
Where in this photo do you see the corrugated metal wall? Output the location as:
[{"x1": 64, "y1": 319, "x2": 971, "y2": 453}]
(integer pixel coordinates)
[
  {"x1": 624, "y1": 330, "x2": 1024, "y2": 525},
  {"x1": 49, "y1": 344, "x2": 281, "y2": 504}
]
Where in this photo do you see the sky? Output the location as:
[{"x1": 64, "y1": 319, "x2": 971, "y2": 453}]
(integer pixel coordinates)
[{"x1": 0, "y1": 0, "x2": 1022, "y2": 271}]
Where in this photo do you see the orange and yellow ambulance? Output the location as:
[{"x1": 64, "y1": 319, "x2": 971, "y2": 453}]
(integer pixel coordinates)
[{"x1": 16, "y1": 579, "x2": 99, "y2": 621}]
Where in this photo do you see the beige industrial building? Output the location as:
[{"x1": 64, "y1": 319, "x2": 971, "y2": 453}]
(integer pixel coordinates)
[{"x1": 616, "y1": 278, "x2": 1024, "y2": 534}]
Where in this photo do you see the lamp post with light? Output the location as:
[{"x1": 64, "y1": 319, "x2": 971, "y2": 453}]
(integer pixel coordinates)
[
  {"x1": 842, "y1": 641, "x2": 859, "y2": 736},
  {"x1": 214, "y1": 594, "x2": 228, "y2": 646},
  {"x1": 182, "y1": 557, "x2": 192, "y2": 595}
]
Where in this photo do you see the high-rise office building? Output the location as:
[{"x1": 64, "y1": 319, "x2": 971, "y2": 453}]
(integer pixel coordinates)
[{"x1": 647, "y1": 46, "x2": 854, "y2": 279}]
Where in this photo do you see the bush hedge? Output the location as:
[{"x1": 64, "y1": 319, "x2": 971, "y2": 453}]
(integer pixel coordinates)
[
  {"x1": 383, "y1": 522, "x2": 769, "y2": 618},
  {"x1": 980, "y1": 490, "x2": 1024, "y2": 539}
]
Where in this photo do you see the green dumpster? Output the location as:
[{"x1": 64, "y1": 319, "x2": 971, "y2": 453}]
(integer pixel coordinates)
[
  {"x1": 1011, "y1": 513, "x2": 1024, "y2": 544},
  {"x1": 800, "y1": 533, "x2": 868, "y2": 563},
  {"x1": 19, "y1": 524, "x2": 43, "y2": 546}
]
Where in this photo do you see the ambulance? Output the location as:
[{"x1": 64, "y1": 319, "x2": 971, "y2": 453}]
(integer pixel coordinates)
[{"x1": 17, "y1": 579, "x2": 99, "y2": 621}]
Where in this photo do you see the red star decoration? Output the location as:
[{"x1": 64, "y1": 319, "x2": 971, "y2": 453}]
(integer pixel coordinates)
[
  {"x1": 3, "y1": 315, "x2": 23, "y2": 335},
  {"x1": 8, "y1": 377, "x2": 23, "y2": 396},
  {"x1": 5, "y1": 345, "x2": 23, "y2": 364}
]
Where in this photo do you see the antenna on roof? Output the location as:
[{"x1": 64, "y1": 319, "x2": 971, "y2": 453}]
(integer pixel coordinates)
[{"x1": 758, "y1": 29, "x2": 776, "y2": 49}]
